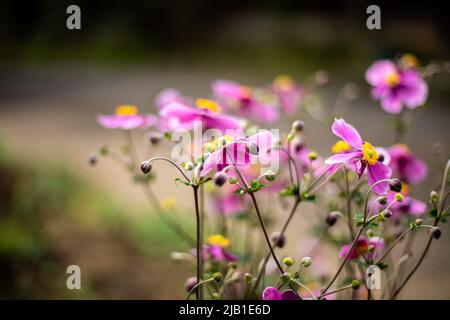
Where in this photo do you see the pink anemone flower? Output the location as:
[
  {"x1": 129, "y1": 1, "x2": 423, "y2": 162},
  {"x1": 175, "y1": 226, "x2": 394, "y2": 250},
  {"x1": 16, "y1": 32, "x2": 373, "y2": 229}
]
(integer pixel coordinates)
[
  {"x1": 158, "y1": 98, "x2": 243, "y2": 132},
  {"x1": 155, "y1": 88, "x2": 191, "y2": 110},
  {"x1": 271, "y1": 75, "x2": 304, "y2": 115},
  {"x1": 338, "y1": 237, "x2": 385, "y2": 261},
  {"x1": 97, "y1": 105, "x2": 157, "y2": 130},
  {"x1": 388, "y1": 144, "x2": 427, "y2": 185},
  {"x1": 212, "y1": 80, "x2": 279, "y2": 123},
  {"x1": 366, "y1": 60, "x2": 428, "y2": 114},
  {"x1": 262, "y1": 287, "x2": 299, "y2": 300},
  {"x1": 324, "y1": 119, "x2": 392, "y2": 194}
]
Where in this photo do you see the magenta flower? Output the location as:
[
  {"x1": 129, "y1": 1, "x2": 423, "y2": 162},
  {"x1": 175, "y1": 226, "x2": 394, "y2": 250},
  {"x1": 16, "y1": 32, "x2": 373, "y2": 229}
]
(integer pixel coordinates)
[
  {"x1": 97, "y1": 105, "x2": 157, "y2": 130},
  {"x1": 373, "y1": 191, "x2": 426, "y2": 220},
  {"x1": 158, "y1": 98, "x2": 243, "y2": 132},
  {"x1": 212, "y1": 80, "x2": 279, "y2": 123},
  {"x1": 324, "y1": 119, "x2": 392, "y2": 194},
  {"x1": 388, "y1": 144, "x2": 427, "y2": 185},
  {"x1": 366, "y1": 60, "x2": 428, "y2": 114},
  {"x1": 155, "y1": 88, "x2": 191, "y2": 110},
  {"x1": 338, "y1": 237, "x2": 385, "y2": 261},
  {"x1": 192, "y1": 244, "x2": 238, "y2": 263},
  {"x1": 200, "y1": 130, "x2": 274, "y2": 177},
  {"x1": 271, "y1": 75, "x2": 303, "y2": 115},
  {"x1": 262, "y1": 287, "x2": 299, "y2": 300}
]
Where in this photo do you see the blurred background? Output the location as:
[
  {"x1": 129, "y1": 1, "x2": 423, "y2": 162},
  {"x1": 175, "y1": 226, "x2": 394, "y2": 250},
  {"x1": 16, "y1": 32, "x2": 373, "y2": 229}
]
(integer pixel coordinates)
[{"x1": 0, "y1": 0, "x2": 449, "y2": 299}]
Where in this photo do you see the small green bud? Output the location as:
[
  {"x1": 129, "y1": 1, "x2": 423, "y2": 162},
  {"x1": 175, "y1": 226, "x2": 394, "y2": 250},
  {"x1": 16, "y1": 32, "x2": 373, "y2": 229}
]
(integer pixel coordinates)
[
  {"x1": 351, "y1": 280, "x2": 360, "y2": 289},
  {"x1": 228, "y1": 262, "x2": 238, "y2": 269},
  {"x1": 212, "y1": 293, "x2": 221, "y2": 300},
  {"x1": 308, "y1": 151, "x2": 318, "y2": 161},
  {"x1": 213, "y1": 272, "x2": 223, "y2": 282},
  {"x1": 429, "y1": 190, "x2": 439, "y2": 204},
  {"x1": 264, "y1": 170, "x2": 276, "y2": 182},
  {"x1": 301, "y1": 256, "x2": 312, "y2": 267},
  {"x1": 184, "y1": 161, "x2": 194, "y2": 171},
  {"x1": 376, "y1": 196, "x2": 388, "y2": 205},
  {"x1": 292, "y1": 120, "x2": 304, "y2": 132},
  {"x1": 244, "y1": 273, "x2": 253, "y2": 283},
  {"x1": 414, "y1": 218, "x2": 423, "y2": 226},
  {"x1": 283, "y1": 257, "x2": 295, "y2": 267},
  {"x1": 228, "y1": 177, "x2": 238, "y2": 184},
  {"x1": 280, "y1": 272, "x2": 291, "y2": 282},
  {"x1": 394, "y1": 193, "x2": 404, "y2": 202}
]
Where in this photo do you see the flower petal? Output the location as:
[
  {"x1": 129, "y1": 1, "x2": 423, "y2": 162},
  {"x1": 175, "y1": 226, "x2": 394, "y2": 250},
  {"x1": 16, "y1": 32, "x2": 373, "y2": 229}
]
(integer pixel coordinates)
[
  {"x1": 262, "y1": 287, "x2": 282, "y2": 300},
  {"x1": 367, "y1": 162, "x2": 392, "y2": 195},
  {"x1": 331, "y1": 119, "x2": 363, "y2": 149},
  {"x1": 324, "y1": 151, "x2": 361, "y2": 165}
]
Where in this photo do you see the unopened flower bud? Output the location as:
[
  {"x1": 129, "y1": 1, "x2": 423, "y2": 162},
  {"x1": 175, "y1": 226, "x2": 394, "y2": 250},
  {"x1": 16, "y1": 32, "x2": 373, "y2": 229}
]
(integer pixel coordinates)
[
  {"x1": 228, "y1": 262, "x2": 238, "y2": 269},
  {"x1": 184, "y1": 162, "x2": 194, "y2": 171},
  {"x1": 283, "y1": 257, "x2": 294, "y2": 267},
  {"x1": 148, "y1": 132, "x2": 162, "y2": 145},
  {"x1": 414, "y1": 218, "x2": 423, "y2": 226},
  {"x1": 140, "y1": 160, "x2": 152, "y2": 174},
  {"x1": 308, "y1": 151, "x2": 318, "y2": 161},
  {"x1": 244, "y1": 273, "x2": 253, "y2": 283},
  {"x1": 301, "y1": 256, "x2": 312, "y2": 267},
  {"x1": 214, "y1": 171, "x2": 228, "y2": 187},
  {"x1": 228, "y1": 177, "x2": 238, "y2": 184},
  {"x1": 376, "y1": 196, "x2": 388, "y2": 205},
  {"x1": 212, "y1": 292, "x2": 221, "y2": 300},
  {"x1": 213, "y1": 272, "x2": 223, "y2": 282},
  {"x1": 429, "y1": 190, "x2": 438, "y2": 204},
  {"x1": 389, "y1": 179, "x2": 403, "y2": 192},
  {"x1": 430, "y1": 227, "x2": 441, "y2": 239},
  {"x1": 382, "y1": 210, "x2": 392, "y2": 219},
  {"x1": 270, "y1": 232, "x2": 286, "y2": 248},
  {"x1": 185, "y1": 277, "x2": 197, "y2": 292},
  {"x1": 281, "y1": 272, "x2": 291, "y2": 282},
  {"x1": 264, "y1": 170, "x2": 276, "y2": 182},
  {"x1": 292, "y1": 120, "x2": 304, "y2": 132},
  {"x1": 88, "y1": 154, "x2": 98, "y2": 166},
  {"x1": 293, "y1": 140, "x2": 304, "y2": 153},
  {"x1": 351, "y1": 280, "x2": 360, "y2": 289},
  {"x1": 326, "y1": 211, "x2": 339, "y2": 226},
  {"x1": 394, "y1": 193, "x2": 404, "y2": 202}
]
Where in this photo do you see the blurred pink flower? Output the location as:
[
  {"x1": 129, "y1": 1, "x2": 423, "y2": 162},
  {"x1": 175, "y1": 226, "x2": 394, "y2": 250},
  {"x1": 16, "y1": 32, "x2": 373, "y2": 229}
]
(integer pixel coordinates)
[
  {"x1": 388, "y1": 144, "x2": 427, "y2": 185},
  {"x1": 271, "y1": 75, "x2": 304, "y2": 115},
  {"x1": 338, "y1": 237, "x2": 385, "y2": 261},
  {"x1": 97, "y1": 105, "x2": 157, "y2": 130},
  {"x1": 156, "y1": 88, "x2": 191, "y2": 110},
  {"x1": 262, "y1": 287, "x2": 299, "y2": 300},
  {"x1": 366, "y1": 60, "x2": 428, "y2": 114}
]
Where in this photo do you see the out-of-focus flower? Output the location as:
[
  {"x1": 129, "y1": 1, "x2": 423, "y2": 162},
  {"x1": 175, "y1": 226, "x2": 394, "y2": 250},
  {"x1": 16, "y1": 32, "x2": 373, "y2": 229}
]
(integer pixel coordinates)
[
  {"x1": 338, "y1": 237, "x2": 385, "y2": 261},
  {"x1": 262, "y1": 287, "x2": 299, "y2": 300},
  {"x1": 156, "y1": 88, "x2": 191, "y2": 110},
  {"x1": 388, "y1": 144, "x2": 427, "y2": 185},
  {"x1": 271, "y1": 75, "x2": 303, "y2": 115},
  {"x1": 159, "y1": 98, "x2": 243, "y2": 132},
  {"x1": 366, "y1": 60, "x2": 428, "y2": 114},
  {"x1": 324, "y1": 119, "x2": 392, "y2": 194},
  {"x1": 208, "y1": 234, "x2": 230, "y2": 247},
  {"x1": 97, "y1": 105, "x2": 157, "y2": 130},
  {"x1": 192, "y1": 235, "x2": 237, "y2": 262},
  {"x1": 212, "y1": 80, "x2": 279, "y2": 123}
]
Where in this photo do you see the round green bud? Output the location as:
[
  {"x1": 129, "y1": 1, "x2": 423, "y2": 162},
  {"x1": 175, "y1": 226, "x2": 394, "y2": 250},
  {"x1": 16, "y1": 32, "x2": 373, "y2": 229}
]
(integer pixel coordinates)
[
  {"x1": 264, "y1": 170, "x2": 276, "y2": 182},
  {"x1": 244, "y1": 273, "x2": 253, "y2": 283},
  {"x1": 394, "y1": 193, "x2": 404, "y2": 202},
  {"x1": 228, "y1": 177, "x2": 238, "y2": 184},
  {"x1": 292, "y1": 120, "x2": 305, "y2": 132},
  {"x1": 414, "y1": 218, "x2": 423, "y2": 226},
  {"x1": 376, "y1": 196, "x2": 388, "y2": 205},
  {"x1": 301, "y1": 256, "x2": 312, "y2": 267},
  {"x1": 280, "y1": 272, "x2": 291, "y2": 282},
  {"x1": 184, "y1": 161, "x2": 194, "y2": 171},
  {"x1": 351, "y1": 280, "x2": 361, "y2": 289},
  {"x1": 308, "y1": 151, "x2": 318, "y2": 161},
  {"x1": 212, "y1": 293, "x2": 221, "y2": 300},
  {"x1": 429, "y1": 190, "x2": 439, "y2": 204},
  {"x1": 228, "y1": 262, "x2": 238, "y2": 269},
  {"x1": 282, "y1": 257, "x2": 295, "y2": 267},
  {"x1": 213, "y1": 272, "x2": 223, "y2": 282}
]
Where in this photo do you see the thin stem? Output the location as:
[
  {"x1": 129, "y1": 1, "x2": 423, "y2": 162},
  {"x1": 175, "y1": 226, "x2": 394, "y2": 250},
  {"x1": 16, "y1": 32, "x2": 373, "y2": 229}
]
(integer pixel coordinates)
[
  {"x1": 186, "y1": 278, "x2": 214, "y2": 300},
  {"x1": 375, "y1": 227, "x2": 413, "y2": 265},
  {"x1": 319, "y1": 284, "x2": 353, "y2": 299},
  {"x1": 342, "y1": 166, "x2": 355, "y2": 239},
  {"x1": 146, "y1": 156, "x2": 190, "y2": 182},
  {"x1": 289, "y1": 279, "x2": 318, "y2": 300},
  {"x1": 193, "y1": 186, "x2": 202, "y2": 300}
]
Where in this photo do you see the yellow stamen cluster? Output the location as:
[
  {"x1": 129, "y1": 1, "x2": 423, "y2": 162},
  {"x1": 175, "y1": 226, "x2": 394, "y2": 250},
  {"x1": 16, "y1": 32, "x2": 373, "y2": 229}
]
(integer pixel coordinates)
[
  {"x1": 208, "y1": 234, "x2": 230, "y2": 247},
  {"x1": 115, "y1": 105, "x2": 138, "y2": 116},
  {"x1": 161, "y1": 197, "x2": 177, "y2": 211},
  {"x1": 332, "y1": 140, "x2": 351, "y2": 154},
  {"x1": 385, "y1": 71, "x2": 400, "y2": 87},
  {"x1": 401, "y1": 183, "x2": 410, "y2": 195},
  {"x1": 400, "y1": 54, "x2": 419, "y2": 69},
  {"x1": 196, "y1": 98, "x2": 221, "y2": 113},
  {"x1": 361, "y1": 142, "x2": 379, "y2": 166},
  {"x1": 274, "y1": 75, "x2": 295, "y2": 90}
]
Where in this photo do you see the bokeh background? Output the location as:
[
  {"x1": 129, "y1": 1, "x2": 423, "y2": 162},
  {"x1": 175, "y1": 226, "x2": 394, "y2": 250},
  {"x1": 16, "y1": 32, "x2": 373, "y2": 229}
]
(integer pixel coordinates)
[{"x1": 0, "y1": 0, "x2": 449, "y2": 299}]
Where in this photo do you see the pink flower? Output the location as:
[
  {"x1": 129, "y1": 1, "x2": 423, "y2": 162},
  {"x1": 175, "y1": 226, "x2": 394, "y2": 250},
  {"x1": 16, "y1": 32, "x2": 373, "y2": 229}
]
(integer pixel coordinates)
[
  {"x1": 338, "y1": 237, "x2": 385, "y2": 261},
  {"x1": 271, "y1": 75, "x2": 304, "y2": 115},
  {"x1": 388, "y1": 144, "x2": 427, "y2": 185},
  {"x1": 158, "y1": 98, "x2": 243, "y2": 132},
  {"x1": 155, "y1": 88, "x2": 191, "y2": 110},
  {"x1": 192, "y1": 245, "x2": 238, "y2": 263},
  {"x1": 200, "y1": 130, "x2": 274, "y2": 177},
  {"x1": 97, "y1": 105, "x2": 157, "y2": 130},
  {"x1": 262, "y1": 287, "x2": 299, "y2": 300},
  {"x1": 212, "y1": 80, "x2": 279, "y2": 123},
  {"x1": 366, "y1": 60, "x2": 428, "y2": 114},
  {"x1": 324, "y1": 119, "x2": 392, "y2": 194}
]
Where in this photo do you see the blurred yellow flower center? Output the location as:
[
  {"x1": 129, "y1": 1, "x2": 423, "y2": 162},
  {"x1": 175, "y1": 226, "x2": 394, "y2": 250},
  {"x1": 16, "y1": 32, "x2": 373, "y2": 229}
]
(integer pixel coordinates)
[
  {"x1": 240, "y1": 86, "x2": 252, "y2": 99},
  {"x1": 161, "y1": 197, "x2": 177, "y2": 211},
  {"x1": 274, "y1": 75, "x2": 294, "y2": 90},
  {"x1": 401, "y1": 183, "x2": 410, "y2": 195},
  {"x1": 116, "y1": 105, "x2": 138, "y2": 116},
  {"x1": 385, "y1": 71, "x2": 400, "y2": 87},
  {"x1": 362, "y1": 142, "x2": 379, "y2": 165},
  {"x1": 208, "y1": 234, "x2": 230, "y2": 247},
  {"x1": 400, "y1": 54, "x2": 419, "y2": 68},
  {"x1": 332, "y1": 140, "x2": 351, "y2": 154},
  {"x1": 196, "y1": 98, "x2": 221, "y2": 113}
]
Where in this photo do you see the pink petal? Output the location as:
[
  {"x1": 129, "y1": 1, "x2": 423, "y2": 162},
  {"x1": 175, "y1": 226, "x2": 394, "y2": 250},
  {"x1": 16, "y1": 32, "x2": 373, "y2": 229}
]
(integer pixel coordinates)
[
  {"x1": 331, "y1": 119, "x2": 363, "y2": 149},
  {"x1": 365, "y1": 60, "x2": 397, "y2": 86},
  {"x1": 324, "y1": 151, "x2": 361, "y2": 165},
  {"x1": 262, "y1": 287, "x2": 282, "y2": 300},
  {"x1": 367, "y1": 162, "x2": 392, "y2": 195}
]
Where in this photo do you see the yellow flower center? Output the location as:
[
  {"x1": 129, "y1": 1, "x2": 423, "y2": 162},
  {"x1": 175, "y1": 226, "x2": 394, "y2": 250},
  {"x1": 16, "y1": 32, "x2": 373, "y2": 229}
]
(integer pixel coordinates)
[
  {"x1": 161, "y1": 197, "x2": 177, "y2": 211},
  {"x1": 385, "y1": 71, "x2": 400, "y2": 87},
  {"x1": 208, "y1": 234, "x2": 230, "y2": 247},
  {"x1": 401, "y1": 183, "x2": 410, "y2": 195},
  {"x1": 196, "y1": 98, "x2": 221, "y2": 113},
  {"x1": 332, "y1": 140, "x2": 351, "y2": 154},
  {"x1": 115, "y1": 105, "x2": 138, "y2": 116},
  {"x1": 362, "y1": 142, "x2": 379, "y2": 166},
  {"x1": 274, "y1": 75, "x2": 295, "y2": 90}
]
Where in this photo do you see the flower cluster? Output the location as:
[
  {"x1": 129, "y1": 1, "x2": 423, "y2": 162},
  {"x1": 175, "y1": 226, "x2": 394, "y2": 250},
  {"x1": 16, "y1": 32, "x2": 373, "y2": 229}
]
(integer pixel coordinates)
[{"x1": 91, "y1": 55, "x2": 449, "y2": 300}]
